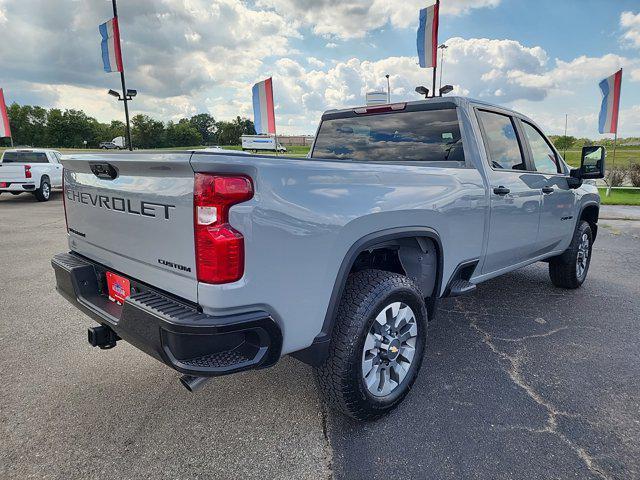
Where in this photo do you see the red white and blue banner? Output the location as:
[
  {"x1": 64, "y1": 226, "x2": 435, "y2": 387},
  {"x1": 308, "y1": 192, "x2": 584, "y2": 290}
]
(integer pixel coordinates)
[
  {"x1": 0, "y1": 88, "x2": 11, "y2": 138},
  {"x1": 417, "y1": 1, "x2": 439, "y2": 69},
  {"x1": 99, "y1": 17, "x2": 123, "y2": 73},
  {"x1": 598, "y1": 68, "x2": 623, "y2": 134},
  {"x1": 252, "y1": 78, "x2": 276, "y2": 135}
]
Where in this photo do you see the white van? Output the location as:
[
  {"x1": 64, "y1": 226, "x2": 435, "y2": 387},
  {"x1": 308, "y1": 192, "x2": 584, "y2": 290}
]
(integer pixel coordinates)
[{"x1": 241, "y1": 135, "x2": 287, "y2": 153}]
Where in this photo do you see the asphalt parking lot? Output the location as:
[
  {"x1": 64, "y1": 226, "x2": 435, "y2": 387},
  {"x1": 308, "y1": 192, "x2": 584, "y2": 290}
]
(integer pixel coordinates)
[{"x1": 1, "y1": 192, "x2": 639, "y2": 480}]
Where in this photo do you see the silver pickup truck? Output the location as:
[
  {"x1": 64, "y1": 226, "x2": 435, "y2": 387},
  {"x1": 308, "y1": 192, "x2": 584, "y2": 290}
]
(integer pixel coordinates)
[{"x1": 52, "y1": 97, "x2": 605, "y2": 420}]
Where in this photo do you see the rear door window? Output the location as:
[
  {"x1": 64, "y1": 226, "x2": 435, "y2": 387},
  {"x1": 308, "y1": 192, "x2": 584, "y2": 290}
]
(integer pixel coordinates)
[
  {"x1": 311, "y1": 109, "x2": 465, "y2": 165},
  {"x1": 1, "y1": 152, "x2": 49, "y2": 163},
  {"x1": 477, "y1": 110, "x2": 526, "y2": 171}
]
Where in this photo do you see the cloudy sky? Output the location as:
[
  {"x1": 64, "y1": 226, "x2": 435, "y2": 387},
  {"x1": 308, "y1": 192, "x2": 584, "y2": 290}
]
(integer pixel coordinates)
[{"x1": 1, "y1": 0, "x2": 639, "y2": 138}]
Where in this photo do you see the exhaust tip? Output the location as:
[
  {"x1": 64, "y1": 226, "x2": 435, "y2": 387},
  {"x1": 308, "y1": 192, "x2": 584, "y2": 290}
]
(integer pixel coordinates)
[{"x1": 180, "y1": 375, "x2": 210, "y2": 393}]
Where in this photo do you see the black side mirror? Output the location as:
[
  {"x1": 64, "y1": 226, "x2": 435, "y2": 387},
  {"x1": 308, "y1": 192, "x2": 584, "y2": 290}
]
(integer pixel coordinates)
[{"x1": 570, "y1": 146, "x2": 605, "y2": 185}]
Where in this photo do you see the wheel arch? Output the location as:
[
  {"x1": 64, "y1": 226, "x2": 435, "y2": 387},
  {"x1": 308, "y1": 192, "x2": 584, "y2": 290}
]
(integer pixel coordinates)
[
  {"x1": 291, "y1": 227, "x2": 443, "y2": 366},
  {"x1": 579, "y1": 202, "x2": 599, "y2": 241}
]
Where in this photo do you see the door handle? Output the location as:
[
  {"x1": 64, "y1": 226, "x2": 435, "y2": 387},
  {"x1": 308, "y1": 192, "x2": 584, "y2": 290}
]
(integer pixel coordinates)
[
  {"x1": 493, "y1": 186, "x2": 510, "y2": 196},
  {"x1": 542, "y1": 186, "x2": 554, "y2": 194}
]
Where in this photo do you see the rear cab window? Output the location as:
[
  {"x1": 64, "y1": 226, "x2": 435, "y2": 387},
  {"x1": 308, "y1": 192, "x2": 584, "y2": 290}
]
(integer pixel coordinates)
[
  {"x1": 311, "y1": 107, "x2": 466, "y2": 167},
  {"x1": 1, "y1": 151, "x2": 50, "y2": 163}
]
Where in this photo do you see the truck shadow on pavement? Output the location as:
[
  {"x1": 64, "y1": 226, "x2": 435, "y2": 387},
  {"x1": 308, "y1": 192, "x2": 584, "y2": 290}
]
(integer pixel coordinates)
[{"x1": 0, "y1": 191, "x2": 63, "y2": 205}]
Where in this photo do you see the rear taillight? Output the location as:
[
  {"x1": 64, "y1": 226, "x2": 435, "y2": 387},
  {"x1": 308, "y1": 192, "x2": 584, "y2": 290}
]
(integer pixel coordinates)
[
  {"x1": 194, "y1": 174, "x2": 253, "y2": 284},
  {"x1": 24, "y1": 165, "x2": 32, "y2": 179}
]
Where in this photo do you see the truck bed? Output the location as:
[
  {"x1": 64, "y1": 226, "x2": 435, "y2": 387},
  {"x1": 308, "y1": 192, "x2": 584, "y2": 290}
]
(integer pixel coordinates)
[{"x1": 60, "y1": 149, "x2": 486, "y2": 355}]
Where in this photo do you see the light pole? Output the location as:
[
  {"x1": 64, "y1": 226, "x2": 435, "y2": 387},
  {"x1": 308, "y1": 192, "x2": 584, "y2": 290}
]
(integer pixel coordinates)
[
  {"x1": 110, "y1": 0, "x2": 133, "y2": 151},
  {"x1": 108, "y1": 88, "x2": 137, "y2": 149},
  {"x1": 385, "y1": 74, "x2": 391, "y2": 104},
  {"x1": 438, "y1": 44, "x2": 448, "y2": 92}
]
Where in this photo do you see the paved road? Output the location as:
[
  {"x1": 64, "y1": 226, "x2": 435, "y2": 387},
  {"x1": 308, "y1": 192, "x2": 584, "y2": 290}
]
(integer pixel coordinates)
[{"x1": 1, "y1": 193, "x2": 639, "y2": 479}]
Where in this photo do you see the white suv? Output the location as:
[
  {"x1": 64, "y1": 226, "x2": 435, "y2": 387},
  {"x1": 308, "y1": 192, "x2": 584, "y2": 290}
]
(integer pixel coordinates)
[{"x1": 0, "y1": 149, "x2": 64, "y2": 201}]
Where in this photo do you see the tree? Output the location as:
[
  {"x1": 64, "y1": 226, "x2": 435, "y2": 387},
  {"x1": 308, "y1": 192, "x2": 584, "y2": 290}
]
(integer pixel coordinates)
[
  {"x1": 552, "y1": 135, "x2": 576, "y2": 151},
  {"x1": 0, "y1": 102, "x2": 260, "y2": 149},
  {"x1": 215, "y1": 116, "x2": 256, "y2": 145},
  {"x1": 5, "y1": 103, "x2": 48, "y2": 146},
  {"x1": 131, "y1": 114, "x2": 166, "y2": 149},
  {"x1": 189, "y1": 113, "x2": 216, "y2": 144},
  {"x1": 45, "y1": 109, "x2": 65, "y2": 147},
  {"x1": 166, "y1": 119, "x2": 202, "y2": 147}
]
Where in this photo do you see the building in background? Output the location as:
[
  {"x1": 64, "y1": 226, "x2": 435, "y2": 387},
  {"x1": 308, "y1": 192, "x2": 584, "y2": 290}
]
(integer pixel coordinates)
[
  {"x1": 276, "y1": 135, "x2": 316, "y2": 147},
  {"x1": 366, "y1": 92, "x2": 388, "y2": 106}
]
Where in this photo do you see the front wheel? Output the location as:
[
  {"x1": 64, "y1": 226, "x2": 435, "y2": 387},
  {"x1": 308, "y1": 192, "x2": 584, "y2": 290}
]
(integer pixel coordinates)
[
  {"x1": 549, "y1": 221, "x2": 593, "y2": 289},
  {"x1": 315, "y1": 269, "x2": 427, "y2": 421}
]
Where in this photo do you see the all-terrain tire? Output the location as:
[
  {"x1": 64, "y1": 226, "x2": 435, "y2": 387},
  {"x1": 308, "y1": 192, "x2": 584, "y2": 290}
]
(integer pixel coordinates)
[
  {"x1": 549, "y1": 221, "x2": 593, "y2": 289},
  {"x1": 315, "y1": 269, "x2": 427, "y2": 421}
]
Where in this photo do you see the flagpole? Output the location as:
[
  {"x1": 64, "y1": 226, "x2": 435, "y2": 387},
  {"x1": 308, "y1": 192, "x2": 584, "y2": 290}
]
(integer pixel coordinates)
[
  {"x1": 612, "y1": 131, "x2": 618, "y2": 168},
  {"x1": 111, "y1": 0, "x2": 132, "y2": 151},
  {"x1": 432, "y1": 0, "x2": 440, "y2": 97}
]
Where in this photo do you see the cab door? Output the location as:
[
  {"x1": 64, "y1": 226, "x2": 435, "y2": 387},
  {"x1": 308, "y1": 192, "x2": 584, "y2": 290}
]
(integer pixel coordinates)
[
  {"x1": 476, "y1": 109, "x2": 542, "y2": 275},
  {"x1": 519, "y1": 121, "x2": 577, "y2": 254},
  {"x1": 48, "y1": 151, "x2": 64, "y2": 186}
]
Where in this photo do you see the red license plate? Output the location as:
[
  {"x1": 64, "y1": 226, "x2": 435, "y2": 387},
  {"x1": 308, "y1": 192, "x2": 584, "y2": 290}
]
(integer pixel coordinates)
[{"x1": 106, "y1": 271, "x2": 131, "y2": 304}]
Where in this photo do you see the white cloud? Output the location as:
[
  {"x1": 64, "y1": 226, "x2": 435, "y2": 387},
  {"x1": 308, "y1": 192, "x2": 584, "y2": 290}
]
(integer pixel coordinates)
[
  {"x1": 0, "y1": 0, "x2": 300, "y2": 98},
  {"x1": 257, "y1": 0, "x2": 501, "y2": 39},
  {"x1": 621, "y1": 11, "x2": 640, "y2": 49},
  {"x1": 326, "y1": 42, "x2": 339, "y2": 48},
  {"x1": 307, "y1": 57, "x2": 326, "y2": 69}
]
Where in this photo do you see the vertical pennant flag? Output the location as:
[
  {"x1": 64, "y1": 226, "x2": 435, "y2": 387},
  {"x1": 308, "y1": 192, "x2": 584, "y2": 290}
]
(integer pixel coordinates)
[
  {"x1": 99, "y1": 17, "x2": 124, "y2": 73},
  {"x1": 598, "y1": 69, "x2": 623, "y2": 134},
  {"x1": 417, "y1": 1, "x2": 440, "y2": 68},
  {"x1": 252, "y1": 78, "x2": 276, "y2": 135},
  {"x1": 0, "y1": 88, "x2": 11, "y2": 139}
]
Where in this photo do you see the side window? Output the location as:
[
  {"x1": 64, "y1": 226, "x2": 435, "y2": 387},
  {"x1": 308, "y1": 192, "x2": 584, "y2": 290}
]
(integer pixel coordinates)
[
  {"x1": 477, "y1": 110, "x2": 526, "y2": 171},
  {"x1": 522, "y1": 122, "x2": 560, "y2": 174}
]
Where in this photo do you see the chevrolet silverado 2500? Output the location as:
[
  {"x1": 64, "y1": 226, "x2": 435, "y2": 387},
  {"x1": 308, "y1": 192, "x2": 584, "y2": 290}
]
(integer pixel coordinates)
[{"x1": 52, "y1": 97, "x2": 605, "y2": 420}]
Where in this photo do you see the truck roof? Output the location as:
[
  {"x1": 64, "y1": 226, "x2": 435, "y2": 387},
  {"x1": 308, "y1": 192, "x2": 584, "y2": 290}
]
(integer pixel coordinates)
[
  {"x1": 322, "y1": 96, "x2": 535, "y2": 124},
  {"x1": 2, "y1": 148, "x2": 62, "y2": 154}
]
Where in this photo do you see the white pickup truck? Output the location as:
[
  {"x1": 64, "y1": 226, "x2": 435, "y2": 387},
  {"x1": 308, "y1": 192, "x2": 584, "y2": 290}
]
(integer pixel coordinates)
[{"x1": 0, "y1": 149, "x2": 64, "y2": 201}]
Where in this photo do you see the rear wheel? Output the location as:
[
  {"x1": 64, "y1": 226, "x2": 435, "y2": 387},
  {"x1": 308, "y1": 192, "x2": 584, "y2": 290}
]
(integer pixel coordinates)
[
  {"x1": 315, "y1": 269, "x2": 427, "y2": 421},
  {"x1": 549, "y1": 221, "x2": 593, "y2": 289},
  {"x1": 34, "y1": 178, "x2": 51, "y2": 202}
]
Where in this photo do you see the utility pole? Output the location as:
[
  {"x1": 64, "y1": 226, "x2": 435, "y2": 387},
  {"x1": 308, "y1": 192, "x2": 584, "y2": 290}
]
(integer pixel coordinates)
[
  {"x1": 563, "y1": 114, "x2": 568, "y2": 159},
  {"x1": 111, "y1": 0, "x2": 132, "y2": 151},
  {"x1": 385, "y1": 74, "x2": 391, "y2": 104}
]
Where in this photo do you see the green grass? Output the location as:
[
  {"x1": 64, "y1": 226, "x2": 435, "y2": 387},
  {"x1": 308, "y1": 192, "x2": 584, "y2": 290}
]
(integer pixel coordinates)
[
  {"x1": 598, "y1": 187, "x2": 640, "y2": 206},
  {"x1": 563, "y1": 146, "x2": 639, "y2": 169}
]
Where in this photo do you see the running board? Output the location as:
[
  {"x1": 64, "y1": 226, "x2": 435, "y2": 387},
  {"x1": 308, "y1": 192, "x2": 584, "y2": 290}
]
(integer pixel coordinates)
[{"x1": 447, "y1": 279, "x2": 477, "y2": 297}]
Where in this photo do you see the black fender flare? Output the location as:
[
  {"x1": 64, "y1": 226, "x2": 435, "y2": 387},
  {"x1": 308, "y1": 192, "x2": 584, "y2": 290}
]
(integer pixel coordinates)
[
  {"x1": 578, "y1": 201, "x2": 600, "y2": 241},
  {"x1": 290, "y1": 227, "x2": 443, "y2": 366}
]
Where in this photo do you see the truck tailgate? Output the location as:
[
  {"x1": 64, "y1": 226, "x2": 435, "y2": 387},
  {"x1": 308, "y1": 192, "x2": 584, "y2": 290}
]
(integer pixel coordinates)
[
  {"x1": 0, "y1": 163, "x2": 28, "y2": 181},
  {"x1": 61, "y1": 153, "x2": 198, "y2": 302}
]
